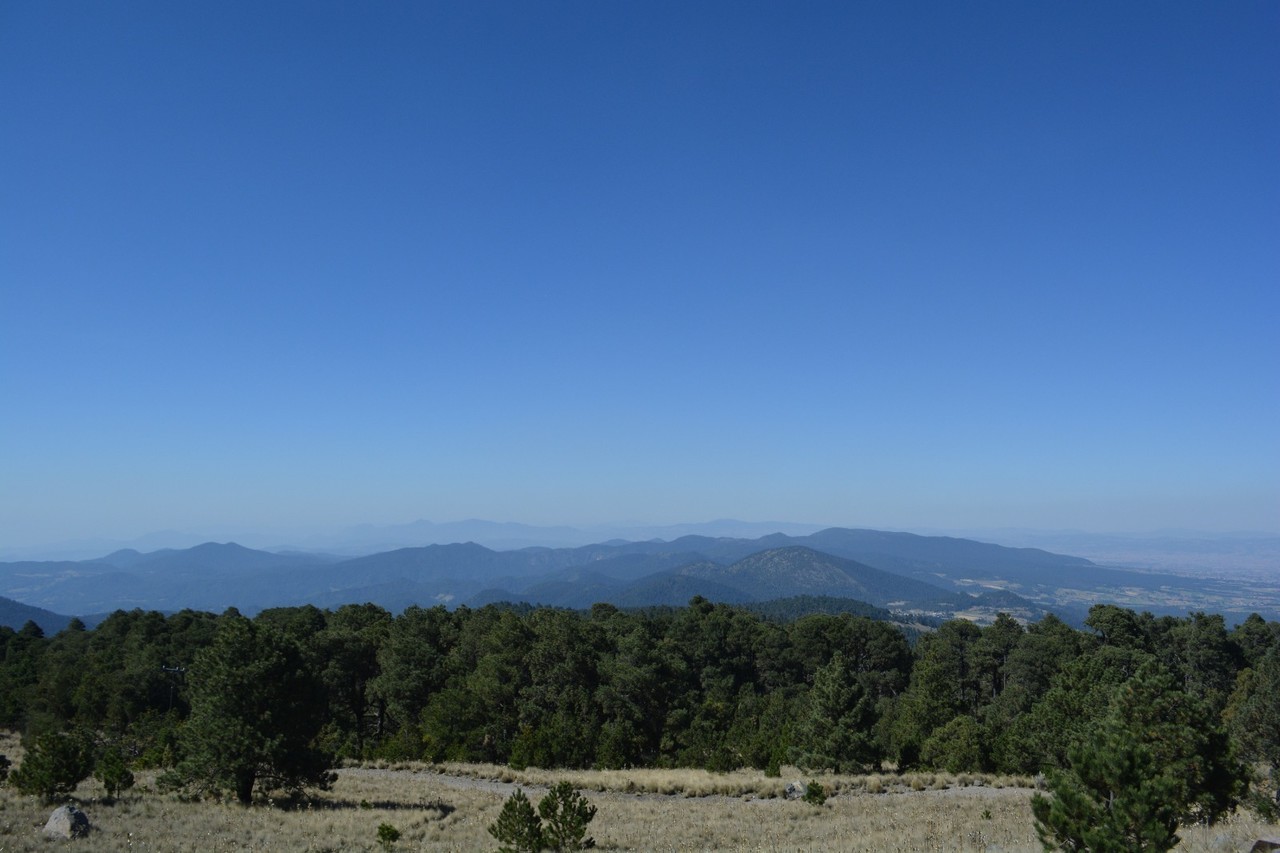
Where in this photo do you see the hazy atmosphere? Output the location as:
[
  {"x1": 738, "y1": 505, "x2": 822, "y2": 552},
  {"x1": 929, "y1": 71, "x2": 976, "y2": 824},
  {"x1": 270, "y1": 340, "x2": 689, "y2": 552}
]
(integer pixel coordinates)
[{"x1": 3, "y1": 2, "x2": 1277, "y2": 550}]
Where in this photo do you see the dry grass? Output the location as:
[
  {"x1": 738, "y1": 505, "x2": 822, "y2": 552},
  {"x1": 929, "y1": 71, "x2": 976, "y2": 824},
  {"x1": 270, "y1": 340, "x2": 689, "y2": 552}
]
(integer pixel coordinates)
[
  {"x1": 0, "y1": 745, "x2": 1274, "y2": 851},
  {"x1": 364, "y1": 760, "x2": 1040, "y2": 801}
]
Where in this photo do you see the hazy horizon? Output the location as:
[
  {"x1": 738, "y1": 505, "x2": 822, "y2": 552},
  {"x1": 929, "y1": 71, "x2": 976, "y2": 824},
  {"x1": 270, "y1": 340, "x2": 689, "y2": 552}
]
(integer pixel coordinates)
[
  {"x1": 4, "y1": 3, "x2": 1276, "y2": 549},
  {"x1": 5, "y1": 516, "x2": 1278, "y2": 568}
]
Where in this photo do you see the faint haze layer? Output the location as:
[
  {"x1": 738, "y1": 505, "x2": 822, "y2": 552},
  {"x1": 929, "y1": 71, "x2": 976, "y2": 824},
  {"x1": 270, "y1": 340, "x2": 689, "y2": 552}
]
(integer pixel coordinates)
[{"x1": 1, "y1": 1, "x2": 1276, "y2": 545}]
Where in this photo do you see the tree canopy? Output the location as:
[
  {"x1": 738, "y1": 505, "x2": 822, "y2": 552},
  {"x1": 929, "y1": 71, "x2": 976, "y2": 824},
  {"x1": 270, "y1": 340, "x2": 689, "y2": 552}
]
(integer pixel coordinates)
[
  {"x1": 0, "y1": 596, "x2": 1276, "y2": 833},
  {"x1": 168, "y1": 614, "x2": 334, "y2": 804}
]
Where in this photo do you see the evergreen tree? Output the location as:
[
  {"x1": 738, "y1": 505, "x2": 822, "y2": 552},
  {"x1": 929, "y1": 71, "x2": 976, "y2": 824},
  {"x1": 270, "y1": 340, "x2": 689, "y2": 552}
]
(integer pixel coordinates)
[
  {"x1": 996, "y1": 645, "x2": 1152, "y2": 774},
  {"x1": 920, "y1": 714, "x2": 984, "y2": 773},
  {"x1": 489, "y1": 788, "x2": 544, "y2": 853},
  {"x1": 792, "y1": 651, "x2": 881, "y2": 772},
  {"x1": 592, "y1": 608, "x2": 672, "y2": 769},
  {"x1": 8, "y1": 728, "x2": 94, "y2": 803},
  {"x1": 887, "y1": 619, "x2": 981, "y2": 768},
  {"x1": 371, "y1": 605, "x2": 456, "y2": 758},
  {"x1": 0, "y1": 621, "x2": 46, "y2": 730},
  {"x1": 1230, "y1": 613, "x2": 1279, "y2": 670},
  {"x1": 95, "y1": 743, "x2": 135, "y2": 799},
  {"x1": 1032, "y1": 663, "x2": 1246, "y2": 852},
  {"x1": 169, "y1": 614, "x2": 334, "y2": 804},
  {"x1": 537, "y1": 781, "x2": 596, "y2": 851},
  {"x1": 969, "y1": 613, "x2": 1024, "y2": 704},
  {"x1": 512, "y1": 610, "x2": 603, "y2": 769},
  {"x1": 314, "y1": 603, "x2": 391, "y2": 757},
  {"x1": 1032, "y1": 723, "x2": 1180, "y2": 852},
  {"x1": 1225, "y1": 647, "x2": 1280, "y2": 814},
  {"x1": 1161, "y1": 612, "x2": 1239, "y2": 715}
]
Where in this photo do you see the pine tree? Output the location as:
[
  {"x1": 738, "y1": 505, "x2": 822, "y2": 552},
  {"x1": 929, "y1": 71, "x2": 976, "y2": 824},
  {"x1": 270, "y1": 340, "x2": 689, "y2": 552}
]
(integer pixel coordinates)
[
  {"x1": 792, "y1": 651, "x2": 881, "y2": 772},
  {"x1": 538, "y1": 781, "x2": 596, "y2": 850},
  {"x1": 1032, "y1": 723, "x2": 1180, "y2": 852},
  {"x1": 1225, "y1": 647, "x2": 1280, "y2": 815},
  {"x1": 95, "y1": 743, "x2": 135, "y2": 799},
  {"x1": 488, "y1": 783, "x2": 597, "y2": 852},
  {"x1": 1031, "y1": 663, "x2": 1245, "y2": 852},
  {"x1": 8, "y1": 729, "x2": 94, "y2": 803},
  {"x1": 169, "y1": 614, "x2": 334, "y2": 804},
  {"x1": 489, "y1": 788, "x2": 544, "y2": 853}
]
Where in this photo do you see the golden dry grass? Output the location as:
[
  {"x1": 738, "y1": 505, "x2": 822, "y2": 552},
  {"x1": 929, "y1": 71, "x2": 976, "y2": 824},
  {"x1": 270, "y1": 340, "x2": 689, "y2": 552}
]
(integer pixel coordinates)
[
  {"x1": 0, "y1": 742, "x2": 1275, "y2": 851},
  {"x1": 365, "y1": 760, "x2": 1040, "y2": 800}
]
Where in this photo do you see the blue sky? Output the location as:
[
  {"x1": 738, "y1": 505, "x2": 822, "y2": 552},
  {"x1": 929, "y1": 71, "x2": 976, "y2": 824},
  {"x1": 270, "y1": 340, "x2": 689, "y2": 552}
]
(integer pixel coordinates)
[{"x1": 3, "y1": 1, "x2": 1277, "y2": 548}]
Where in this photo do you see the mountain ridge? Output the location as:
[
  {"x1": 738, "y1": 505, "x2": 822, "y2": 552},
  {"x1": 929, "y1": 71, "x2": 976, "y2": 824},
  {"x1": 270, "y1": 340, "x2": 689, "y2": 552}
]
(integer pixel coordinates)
[
  {"x1": 1, "y1": 527, "x2": 1273, "y2": 624},
  {"x1": 0, "y1": 595, "x2": 73, "y2": 634}
]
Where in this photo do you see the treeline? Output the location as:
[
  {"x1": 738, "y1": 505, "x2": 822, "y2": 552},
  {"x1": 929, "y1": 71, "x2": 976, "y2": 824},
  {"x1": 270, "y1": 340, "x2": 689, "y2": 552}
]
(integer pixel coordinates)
[{"x1": 1, "y1": 598, "x2": 1277, "y2": 793}]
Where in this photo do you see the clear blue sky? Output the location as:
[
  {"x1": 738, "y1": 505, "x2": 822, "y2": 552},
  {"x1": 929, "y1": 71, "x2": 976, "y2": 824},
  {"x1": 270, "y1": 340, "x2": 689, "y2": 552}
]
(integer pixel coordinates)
[{"x1": 3, "y1": 1, "x2": 1277, "y2": 547}]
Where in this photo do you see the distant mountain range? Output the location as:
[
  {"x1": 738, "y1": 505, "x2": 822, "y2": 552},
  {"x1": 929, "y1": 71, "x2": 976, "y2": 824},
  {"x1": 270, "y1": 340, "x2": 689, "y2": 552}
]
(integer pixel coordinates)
[
  {"x1": 0, "y1": 519, "x2": 829, "y2": 562},
  {"x1": 3, "y1": 526, "x2": 1275, "y2": 632}
]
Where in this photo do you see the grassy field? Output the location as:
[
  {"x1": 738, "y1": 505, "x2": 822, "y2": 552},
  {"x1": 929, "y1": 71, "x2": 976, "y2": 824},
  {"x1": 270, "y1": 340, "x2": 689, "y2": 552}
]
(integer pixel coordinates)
[{"x1": 0, "y1": 736, "x2": 1276, "y2": 851}]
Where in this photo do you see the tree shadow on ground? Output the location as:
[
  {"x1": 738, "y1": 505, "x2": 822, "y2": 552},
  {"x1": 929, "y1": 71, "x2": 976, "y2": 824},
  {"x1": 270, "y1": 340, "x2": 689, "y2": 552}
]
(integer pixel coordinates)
[{"x1": 285, "y1": 797, "x2": 455, "y2": 816}]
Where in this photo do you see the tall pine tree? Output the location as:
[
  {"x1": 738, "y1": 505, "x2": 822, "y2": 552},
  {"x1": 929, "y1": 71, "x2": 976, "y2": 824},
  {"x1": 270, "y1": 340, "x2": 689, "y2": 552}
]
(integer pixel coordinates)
[
  {"x1": 169, "y1": 614, "x2": 334, "y2": 804},
  {"x1": 792, "y1": 651, "x2": 881, "y2": 772},
  {"x1": 1032, "y1": 663, "x2": 1245, "y2": 852}
]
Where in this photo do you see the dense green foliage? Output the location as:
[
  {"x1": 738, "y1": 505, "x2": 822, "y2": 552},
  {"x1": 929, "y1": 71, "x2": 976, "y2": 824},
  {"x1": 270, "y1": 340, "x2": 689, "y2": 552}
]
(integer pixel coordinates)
[
  {"x1": 489, "y1": 788, "x2": 544, "y2": 852},
  {"x1": 165, "y1": 613, "x2": 335, "y2": 803},
  {"x1": 1226, "y1": 639, "x2": 1280, "y2": 816},
  {"x1": 0, "y1": 596, "x2": 1276, "y2": 832},
  {"x1": 8, "y1": 728, "x2": 94, "y2": 802},
  {"x1": 537, "y1": 781, "x2": 597, "y2": 850},
  {"x1": 1031, "y1": 664, "x2": 1247, "y2": 851},
  {"x1": 802, "y1": 780, "x2": 826, "y2": 806},
  {"x1": 95, "y1": 742, "x2": 136, "y2": 799},
  {"x1": 377, "y1": 822, "x2": 401, "y2": 849},
  {"x1": 489, "y1": 783, "x2": 597, "y2": 852}
]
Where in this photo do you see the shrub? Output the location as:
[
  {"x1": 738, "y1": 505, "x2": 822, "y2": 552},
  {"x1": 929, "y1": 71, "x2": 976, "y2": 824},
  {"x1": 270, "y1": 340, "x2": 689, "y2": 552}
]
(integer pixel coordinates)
[
  {"x1": 9, "y1": 729, "x2": 94, "y2": 802},
  {"x1": 95, "y1": 745, "x2": 136, "y2": 799},
  {"x1": 490, "y1": 788, "x2": 544, "y2": 853},
  {"x1": 538, "y1": 781, "x2": 597, "y2": 851},
  {"x1": 489, "y1": 783, "x2": 598, "y2": 852},
  {"x1": 377, "y1": 823, "x2": 401, "y2": 849},
  {"x1": 919, "y1": 715, "x2": 984, "y2": 774},
  {"x1": 802, "y1": 780, "x2": 826, "y2": 806}
]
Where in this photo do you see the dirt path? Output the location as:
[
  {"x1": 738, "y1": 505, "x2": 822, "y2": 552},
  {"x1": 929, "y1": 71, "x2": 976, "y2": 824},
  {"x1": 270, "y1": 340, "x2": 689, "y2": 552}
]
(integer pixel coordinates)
[
  {"x1": 336, "y1": 765, "x2": 1035, "y2": 806},
  {"x1": 340, "y1": 766, "x2": 541, "y2": 797}
]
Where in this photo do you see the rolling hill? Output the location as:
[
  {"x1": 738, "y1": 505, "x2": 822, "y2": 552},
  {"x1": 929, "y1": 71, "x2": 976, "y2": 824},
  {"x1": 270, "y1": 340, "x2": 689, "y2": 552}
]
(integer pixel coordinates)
[
  {"x1": 457, "y1": 547, "x2": 1048, "y2": 620},
  {"x1": 0, "y1": 595, "x2": 73, "y2": 634}
]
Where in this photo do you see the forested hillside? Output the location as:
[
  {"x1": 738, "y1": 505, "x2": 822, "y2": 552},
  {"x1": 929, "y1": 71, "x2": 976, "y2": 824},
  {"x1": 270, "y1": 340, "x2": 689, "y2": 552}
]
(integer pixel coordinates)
[
  {"x1": 0, "y1": 596, "x2": 70, "y2": 636},
  {"x1": 1, "y1": 598, "x2": 1277, "y2": 817}
]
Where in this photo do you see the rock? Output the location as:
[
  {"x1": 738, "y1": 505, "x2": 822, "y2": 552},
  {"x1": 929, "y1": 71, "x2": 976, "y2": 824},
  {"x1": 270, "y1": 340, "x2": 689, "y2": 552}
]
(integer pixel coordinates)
[
  {"x1": 784, "y1": 780, "x2": 806, "y2": 800},
  {"x1": 1251, "y1": 840, "x2": 1280, "y2": 853},
  {"x1": 42, "y1": 804, "x2": 91, "y2": 839}
]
